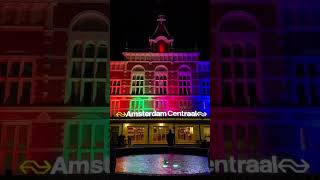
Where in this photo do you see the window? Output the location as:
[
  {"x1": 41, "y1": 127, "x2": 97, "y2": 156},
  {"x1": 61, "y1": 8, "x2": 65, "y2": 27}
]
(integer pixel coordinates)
[
  {"x1": 297, "y1": 84, "x2": 307, "y2": 105},
  {"x1": 201, "y1": 80, "x2": 210, "y2": 95},
  {"x1": 72, "y1": 44, "x2": 83, "y2": 58},
  {"x1": 310, "y1": 85, "x2": 318, "y2": 106},
  {"x1": 111, "y1": 100, "x2": 120, "y2": 117},
  {"x1": 94, "y1": 125, "x2": 105, "y2": 148},
  {"x1": 154, "y1": 66, "x2": 168, "y2": 95},
  {"x1": 20, "y1": 82, "x2": 32, "y2": 105},
  {"x1": 22, "y1": 62, "x2": 32, "y2": 77},
  {"x1": 177, "y1": 127, "x2": 193, "y2": 142},
  {"x1": 68, "y1": 41, "x2": 108, "y2": 105},
  {"x1": 179, "y1": 100, "x2": 192, "y2": 111},
  {"x1": 7, "y1": 82, "x2": 19, "y2": 105},
  {"x1": 0, "y1": 62, "x2": 7, "y2": 77},
  {"x1": 84, "y1": 62, "x2": 94, "y2": 78},
  {"x1": 237, "y1": 126, "x2": 246, "y2": 151},
  {"x1": 233, "y1": 44, "x2": 243, "y2": 58},
  {"x1": 96, "y1": 62, "x2": 106, "y2": 78},
  {"x1": 0, "y1": 82, "x2": 5, "y2": 103},
  {"x1": 235, "y1": 82, "x2": 246, "y2": 106},
  {"x1": 111, "y1": 62, "x2": 126, "y2": 71},
  {"x1": 221, "y1": 45, "x2": 231, "y2": 58},
  {"x1": 84, "y1": 44, "x2": 95, "y2": 58},
  {"x1": 83, "y1": 82, "x2": 93, "y2": 105},
  {"x1": 198, "y1": 63, "x2": 210, "y2": 72},
  {"x1": 0, "y1": 61, "x2": 33, "y2": 105},
  {"x1": 97, "y1": 44, "x2": 107, "y2": 58},
  {"x1": 71, "y1": 62, "x2": 82, "y2": 78},
  {"x1": 296, "y1": 64, "x2": 305, "y2": 78},
  {"x1": 9, "y1": 62, "x2": 20, "y2": 77},
  {"x1": 245, "y1": 43, "x2": 256, "y2": 58},
  {"x1": 203, "y1": 100, "x2": 209, "y2": 110},
  {"x1": 127, "y1": 127, "x2": 145, "y2": 143},
  {"x1": 178, "y1": 66, "x2": 192, "y2": 95},
  {"x1": 221, "y1": 62, "x2": 232, "y2": 78},
  {"x1": 249, "y1": 126, "x2": 259, "y2": 151},
  {"x1": 300, "y1": 128, "x2": 308, "y2": 150},
  {"x1": 248, "y1": 82, "x2": 257, "y2": 106},
  {"x1": 153, "y1": 126, "x2": 169, "y2": 143},
  {"x1": 64, "y1": 123, "x2": 107, "y2": 163},
  {"x1": 81, "y1": 125, "x2": 92, "y2": 148},
  {"x1": 130, "y1": 99, "x2": 144, "y2": 112},
  {"x1": 235, "y1": 62, "x2": 244, "y2": 78},
  {"x1": 68, "y1": 124, "x2": 79, "y2": 148},
  {"x1": 131, "y1": 74, "x2": 144, "y2": 95},
  {"x1": 1, "y1": 125, "x2": 29, "y2": 172},
  {"x1": 203, "y1": 127, "x2": 210, "y2": 141},
  {"x1": 155, "y1": 100, "x2": 167, "y2": 111},
  {"x1": 308, "y1": 64, "x2": 317, "y2": 78},
  {"x1": 72, "y1": 15, "x2": 108, "y2": 32},
  {"x1": 224, "y1": 126, "x2": 233, "y2": 154},
  {"x1": 70, "y1": 81, "x2": 81, "y2": 105},
  {"x1": 131, "y1": 67, "x2": 145, "y2": 95},
  {"x1": 111, "y1": 80, "x2": 121, "y2": 95},
  {"x1": 95, "y1": 82, "x2": 106, "y2": 106},
  {"x1": 222, "y1": 82, "x2": 233, "y2": 106},
  {"x1": 247, "y1": 63, "x2": 256, "y2": 78}
]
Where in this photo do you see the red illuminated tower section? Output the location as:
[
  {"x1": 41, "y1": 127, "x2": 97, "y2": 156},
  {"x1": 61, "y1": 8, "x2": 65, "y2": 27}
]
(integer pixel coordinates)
[{"x1": 149, "y1": 15, "x2": 174, "y2": 53}]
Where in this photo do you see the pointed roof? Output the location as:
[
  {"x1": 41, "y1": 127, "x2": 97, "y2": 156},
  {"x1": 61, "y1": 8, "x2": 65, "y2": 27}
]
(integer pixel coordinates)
[{"x1": 151, "y1": 15, "x2": 172, "y2": 39}]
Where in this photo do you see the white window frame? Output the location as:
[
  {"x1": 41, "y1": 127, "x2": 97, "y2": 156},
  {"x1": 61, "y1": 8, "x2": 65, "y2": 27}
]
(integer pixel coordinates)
[
  {"x1": 131, "y1": 71, "x2": 145, "y2": 95},
  {"x1": 178, "y1": 72, "x2": 192, "y2": 95},
  {"x1": 130, "y1": 99, "x2": 144, "y2": 112},
  {"x1": 0, "y1": 60, "x2": 34, "y2": 105},
  {"x1": 67, "y1": 41, "x2": 108, "y2": 105}
]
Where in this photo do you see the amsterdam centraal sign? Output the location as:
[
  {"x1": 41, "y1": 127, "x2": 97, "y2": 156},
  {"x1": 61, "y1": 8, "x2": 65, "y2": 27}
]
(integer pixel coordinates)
[
  {"x1": 20, "y1": 157, "x2": 110, "y2": 174},
  {"x1": 209, "y1": 156, "x2": 310, "y2": 173},
  {"x1": 116, "y1": 110, "x2": 208, "y2": 118}
]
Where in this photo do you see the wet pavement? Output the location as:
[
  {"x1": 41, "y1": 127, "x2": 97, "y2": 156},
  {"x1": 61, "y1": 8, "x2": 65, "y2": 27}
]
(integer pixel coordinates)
[{"x1": 115, "y1": 154, "x2": 210, "y2": 175}]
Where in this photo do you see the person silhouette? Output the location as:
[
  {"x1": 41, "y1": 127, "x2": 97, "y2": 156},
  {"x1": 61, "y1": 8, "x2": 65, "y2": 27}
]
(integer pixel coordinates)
[{"x1": 166, "y1": 129, "x2": 175, "y2": 146}]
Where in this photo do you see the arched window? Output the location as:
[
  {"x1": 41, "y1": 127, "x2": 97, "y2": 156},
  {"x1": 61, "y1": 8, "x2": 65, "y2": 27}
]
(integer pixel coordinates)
[
  {"x1": 178, "y1": 66, "x2": 192, "y2": 95},
  {"x1": 221, "y1": 45, "x2": 231, "y2": 58},
  {"x1": 97, "y1": 44, "x2": 107, "y2": 58},
  {"x1": 131, "y1": 66, "x2": 145, "y2": 95},
  {"x1": 233, "y1": 44, "x2": 243, "y2": 58},
  {"x1": 154, "y1": 66, "x2": 168, "y2": 95},
  {"x1": 85, "y1": 43, "x2": 95, "y2": 58},
  {"x1": 218, "y1": 12, "x2": 258, "y2": 32},
  {"x1": 72, "y1": 44, "x2": 83, "y2": 58},
  {"x1": 246, "y1": 43, "x2": 256, "y2": 58},
  {"x1": 67, "y1": 12, "x2": 109, "y2": 107},
  {"x1": 72, "y1": 15, "x2": 108, "y2": 32}
]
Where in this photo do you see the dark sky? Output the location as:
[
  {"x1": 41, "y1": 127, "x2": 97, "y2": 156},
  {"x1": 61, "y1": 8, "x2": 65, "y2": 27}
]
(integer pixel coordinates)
[{"x1": 111, "y1": 0, "x2": 210, "y2": 60}]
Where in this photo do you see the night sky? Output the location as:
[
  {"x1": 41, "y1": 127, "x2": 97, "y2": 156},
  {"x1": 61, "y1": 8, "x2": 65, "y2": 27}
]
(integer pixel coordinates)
[{"x1": 111, "y1": 0, "x2": 210, "y2": 60}]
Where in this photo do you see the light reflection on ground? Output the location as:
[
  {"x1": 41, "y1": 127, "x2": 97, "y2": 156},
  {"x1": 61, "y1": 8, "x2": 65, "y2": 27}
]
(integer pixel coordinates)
[{"x1": 115, "y1": 154, "x2": 210, "y2": 175}]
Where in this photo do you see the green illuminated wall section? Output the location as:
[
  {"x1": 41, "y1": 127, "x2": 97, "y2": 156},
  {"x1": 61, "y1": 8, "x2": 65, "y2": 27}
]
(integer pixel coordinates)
[
  {"x1": 129, "y1": 96, "x2": 154, "y2": 112},
  {"x1": 63, "y1": 115, "x2": 109, "y2": 163}
]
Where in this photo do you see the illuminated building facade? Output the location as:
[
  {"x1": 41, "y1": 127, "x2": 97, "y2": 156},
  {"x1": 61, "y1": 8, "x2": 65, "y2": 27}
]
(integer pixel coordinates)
[
  {"x1": 209, "y1": 0, "x2": 320, "y2": 173},
  {"x1": 0, "y1": 0, "x2": 110, "y2": 175},
  {"x1": 110, "y1": 15, "x2": 210, "y2": 145}
]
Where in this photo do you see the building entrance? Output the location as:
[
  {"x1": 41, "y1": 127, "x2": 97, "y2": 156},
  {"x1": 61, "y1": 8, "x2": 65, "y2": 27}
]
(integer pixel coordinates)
[
  {"x1": 177, "y1": 127, "x2": 194, "y2": 143},
  {"x1": 152, "y1": 126, "x2": 169, "y2": 144},
  {"x1": 127, "y1": 126, "x2": 145, "y2": 144}
]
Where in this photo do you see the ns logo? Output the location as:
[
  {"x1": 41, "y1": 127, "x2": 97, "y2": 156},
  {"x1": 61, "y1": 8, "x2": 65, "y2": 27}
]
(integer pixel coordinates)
[{"x1": 115, "y1": 112, "x2": 127, "y2": 117}]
